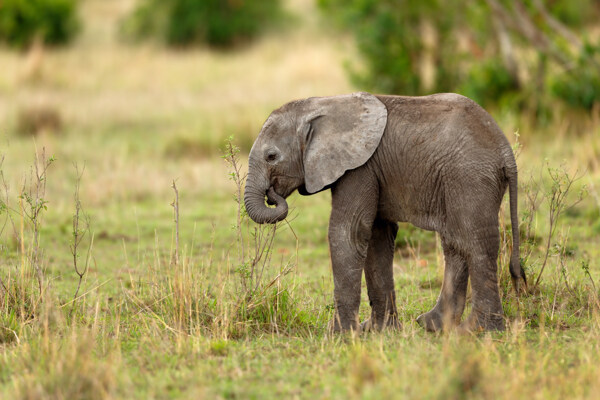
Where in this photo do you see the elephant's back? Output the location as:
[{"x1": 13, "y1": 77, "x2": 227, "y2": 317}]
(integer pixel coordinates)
[
  {"x1": 371, "y1": 93, "x2": 513, "y2": 230},
  {"x1": 375, "y1": 93, "x2": 512, "y2": 164}
]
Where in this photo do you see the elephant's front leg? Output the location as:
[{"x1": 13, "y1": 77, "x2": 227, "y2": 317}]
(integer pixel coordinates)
[
  {"x1": 328, "y1": 169, "x2": 379, "y2": 333},
  {"x1": 362, "y1": 219, "x2": 400, "y2": 331}
]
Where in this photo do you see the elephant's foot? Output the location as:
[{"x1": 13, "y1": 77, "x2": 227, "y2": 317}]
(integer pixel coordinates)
[
  {"x1": 327, "y1": 314, "x2": 360, "y2": 334},
  {"x1": 457, "y1": 312, "x2": 505, "y2": 334},
  {"x1": 360, "y1": 315, "x2": 401, "y2": 333},
  {"x1": 416, "y1": 309, "x2": 444, "y2": 332},
  {"x1": 416, "y1": 308, "x2": 458, "y2": 332}
]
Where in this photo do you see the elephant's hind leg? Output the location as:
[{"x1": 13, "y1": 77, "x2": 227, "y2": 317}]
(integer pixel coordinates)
[
  {"x1": 362, "y1": 218, "x2": 400, "y2": 332},
  {"x1": 416, "y1": 237, "x2": 468, "y2": 332},
  {"x1": 459, "y1": 227, "x2": 505, "y2": 332}
]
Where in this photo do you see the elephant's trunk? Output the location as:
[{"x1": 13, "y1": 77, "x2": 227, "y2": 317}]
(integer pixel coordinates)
[{"x1": 244, "y1": 178, "x2": 288, "y2": 224}]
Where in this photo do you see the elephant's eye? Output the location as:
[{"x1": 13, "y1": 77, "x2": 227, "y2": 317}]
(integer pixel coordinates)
[{"x1": 265, "y1": 152, "x2": 278, "y2": 162}]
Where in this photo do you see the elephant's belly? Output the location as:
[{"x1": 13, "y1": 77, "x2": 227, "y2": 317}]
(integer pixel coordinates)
[
  {"x1": 377, "y1": 189, "x2": 443, "y2": 233},
  {"x1": 406, "y1": 215, "x2": 441, "y2": 232},
  {"x1": 376, "y1": 193, "x2": 406, "y2": 223}
]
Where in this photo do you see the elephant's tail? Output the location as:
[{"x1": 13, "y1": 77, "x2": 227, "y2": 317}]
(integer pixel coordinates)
[{"x1": 506, "y1": 163, "x2": 527, "y2": 294}]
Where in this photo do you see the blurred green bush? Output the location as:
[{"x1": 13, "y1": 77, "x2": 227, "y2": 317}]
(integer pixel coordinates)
[
  {"x1": 460, "y1": 58, "x2": 521, "y2": 109},
  {"x1": 319, "y1": 0, "x2": 600, "y2": 113},
  {"x1": 0, "y1": 0, "x2": 79, "y2": 48},
  {"x1": 122, "y1": 0, "x2": 286, "y2": 48},
  {"x1": 318, "y1": 0, "x2": 462, "y2": 95},
  {"x1": 551, "y1": 42, "x2": 600, "y2": 111}
]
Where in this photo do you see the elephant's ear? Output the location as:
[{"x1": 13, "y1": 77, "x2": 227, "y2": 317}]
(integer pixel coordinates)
[{"x1": 300, "y1": 92, "x2": 387, "y2": 194}]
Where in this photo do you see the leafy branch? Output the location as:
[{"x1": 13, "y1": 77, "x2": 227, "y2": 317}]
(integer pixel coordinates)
[{"x1": 533, "y1": 162, "x2": 586, "y2": 289}]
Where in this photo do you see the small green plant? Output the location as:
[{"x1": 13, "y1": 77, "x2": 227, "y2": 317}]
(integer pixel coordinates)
[
  {"x1": 0, "y1": 0, "x2": 80, "y2": 48},
  {"x1": 122, "y1": 137, "x2": 301, "y2": 339},
  {"x1": 18, "y1": 149, "x2": 55, "y2": 296},
  {"x1": 222, "y1": 136, "x2": 300, "y2": 335},
  {"x1": 0, "y1": 149, "x2": 54, "y2": 329},
  {"x1": 579, "y1": 255, "x2": 599, "y2": 309}
]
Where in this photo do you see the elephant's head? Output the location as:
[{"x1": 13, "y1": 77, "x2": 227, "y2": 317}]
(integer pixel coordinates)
[{"x1": 243, "y1": 92, "x2": 388, "y2": 224}]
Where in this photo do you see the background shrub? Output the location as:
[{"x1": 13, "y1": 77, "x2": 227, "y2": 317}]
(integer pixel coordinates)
[
  {"x1": 551, "y1": 42, "x2": 600, "y2": 111},
  {"x1": 123, "y1": 0, "x2": 286, "y2": 48},
  {"x1": 318, "y1": 0, "x2": 600, "y2": 113},
  {"x1": 0, "y1": 0, "x2": 79, "y2": 48},
  {"x1": 318, "y1": 0, "x2": 462, "y2": 96},
  {"x1": 460, "y1": 58, "x2": 521, "y2": 109}
]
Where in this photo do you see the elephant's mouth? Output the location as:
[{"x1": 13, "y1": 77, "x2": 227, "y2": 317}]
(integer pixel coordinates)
[
  {"x1": 298, "y1": 182, "x2": 333, "y2": 195},
  {"x1": 266, "y1": 188, "x2": 277, "y2": 206},
  {"x1": 244, "y1": 176, "x2": 288, "y2": 225},
  {"x1": 266, "y1": 186, "x2": 289, "y2": 205},
  {"x1": 298, "y1": 184, "x2": 310, "y2": 196},
  {"x1": 265, "y1": 186, "x2": 285, "y2": 206}
]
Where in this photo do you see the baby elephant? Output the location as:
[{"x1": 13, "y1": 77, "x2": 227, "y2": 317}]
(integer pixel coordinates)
[{"x1": 243, "y1": 92, "x2": 526, "y2": 333}]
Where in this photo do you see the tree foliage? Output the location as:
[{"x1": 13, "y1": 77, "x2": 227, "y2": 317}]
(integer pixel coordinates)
[
  {"x1": 550, "y1": 41, "x2": 600, "y2": 111},
  {"x1": 123, "y1": 0, "x2": 286, "y2": 48},
  {"x1": 319, "y1": 0, "x2": 600, "y2": 111},
  {"x1": 0, "y1": 0, "x2": 79, "y2": 48}
]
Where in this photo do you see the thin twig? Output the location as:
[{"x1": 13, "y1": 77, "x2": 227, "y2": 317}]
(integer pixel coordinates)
[
  {"x1": 0, "y1": 326, "x2": 20, "y2": 345},
  {"x1": 222, "y1": 138, "x2": 246, "y2": 264},
  {"x1": 69, "y1": 163, "x2": 92, "y2": 317},
  {"x1": 60, "y1": 278, "x2": 112, "y2": 308},
  {"x1": 532, "y1": 0, "x2": 582, "y2": 49},
  {"x1": 534, "y1": 165, "x2": 585, "y2": 288},
  {"x1": 122, "y1": 287, "x2": 184, "y2": 336},
  {"x1": 171, "y1": 179, "x2": 180, "y2": 266}
]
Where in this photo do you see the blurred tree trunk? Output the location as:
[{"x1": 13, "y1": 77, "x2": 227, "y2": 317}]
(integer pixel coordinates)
[
  {"x1": 532, "y1": 0, "x2": 581, "y2": 49},
  {"x1": 21, "y1": 35, "x2": 45, "y2": 83},
  {"x1": 486, "y1": 0, "x2": 574, "y2": 71},
  {"x1": 420, "y1": 19, "x2": 437, "y2": 92},
  {"x1": 486, "y1": 0, "x2": 520, "y2": 88}
]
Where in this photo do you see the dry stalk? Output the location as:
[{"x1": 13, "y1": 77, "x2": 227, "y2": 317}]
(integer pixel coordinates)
[
  {"x1": 171, "y1": 179, "x2": 180, "y2": 266},
  {"x1": 557, "y1": 231, "x2": 579, "y2": 301},
  {"x1": 0, "y1": 155, "x2": 9, "y2": 298},
  {"x1": 580, "y1": 255, "x2": 600, "y2": 310},
  {"x1": 222, "y1": 137, "x2": 247, "y2": 264},
  {"x1": 0, "y1": 155, "x2": 7, "y2": 238},
  {"x1": 534, "y1": 164, "x2": 586, "y2": 288},
  {"x1": 19, "y1": 147, "x2": 55, "y2": 296},
  {"x1": 222, "y1": 136, "x2": 300, "y2": 334},
  {"x1": 70, "y1": 163, "x2": 93, "y2": 316}
]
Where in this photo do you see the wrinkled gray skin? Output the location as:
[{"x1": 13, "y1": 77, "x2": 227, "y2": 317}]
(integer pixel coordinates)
[{"x1": 244, "y1": 92, "x2": 527, "y2": 333}]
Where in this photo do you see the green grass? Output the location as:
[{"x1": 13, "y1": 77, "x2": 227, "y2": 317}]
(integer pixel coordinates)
[{"x1": 1, "y1": 0, "x2": 600, "y2": 398}]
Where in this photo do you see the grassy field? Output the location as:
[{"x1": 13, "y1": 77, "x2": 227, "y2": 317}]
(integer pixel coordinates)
[{"x1": 1, "y1": 0, "x2": 600, "y2": 398}]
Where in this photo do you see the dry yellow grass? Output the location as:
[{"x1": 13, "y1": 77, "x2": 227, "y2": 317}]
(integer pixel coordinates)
[
  {"x1": 0, "y1": 0, "x2": 353, "y2": 128},
  {"x1": 0, "y1": 0, "x2": 358, "y2": 209},
  {"x1": 0, "y1": 1, "x2": 599, "y2": 398}
]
